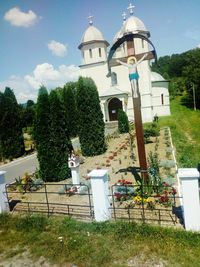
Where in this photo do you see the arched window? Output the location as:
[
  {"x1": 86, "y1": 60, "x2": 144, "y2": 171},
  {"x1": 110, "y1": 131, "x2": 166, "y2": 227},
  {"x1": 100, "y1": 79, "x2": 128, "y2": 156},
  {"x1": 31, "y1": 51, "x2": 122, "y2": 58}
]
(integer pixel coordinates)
[
  {"x1": 161, "y1": 94, "x2": 164, "y2": 105},
  {"x1": 111, "y1": 72, "x2": 118, "y2": 86},
  {"x1": 99, "y1": 48, "x2": 102, "y2": 57},
  {"x1": 89, "y1": 49, "x2": 92, "y2": 58}
]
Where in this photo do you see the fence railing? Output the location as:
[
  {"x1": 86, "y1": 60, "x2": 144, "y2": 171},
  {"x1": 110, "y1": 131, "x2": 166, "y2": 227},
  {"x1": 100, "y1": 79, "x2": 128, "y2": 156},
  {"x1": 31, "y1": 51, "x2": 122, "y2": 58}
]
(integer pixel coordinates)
[{"x1": 5, "y1": 182, "x2": 183, "y2": 226}]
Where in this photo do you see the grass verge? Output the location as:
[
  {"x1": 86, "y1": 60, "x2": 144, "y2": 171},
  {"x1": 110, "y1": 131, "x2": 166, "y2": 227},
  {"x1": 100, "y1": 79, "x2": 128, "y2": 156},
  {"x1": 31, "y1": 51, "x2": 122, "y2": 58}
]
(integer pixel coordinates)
[
  {"x1": 158, "y1": 98, "x2": 200, "y2": 167},
  {"x1": 0, "y1": 214, "x2": 200, "y2": 267}
]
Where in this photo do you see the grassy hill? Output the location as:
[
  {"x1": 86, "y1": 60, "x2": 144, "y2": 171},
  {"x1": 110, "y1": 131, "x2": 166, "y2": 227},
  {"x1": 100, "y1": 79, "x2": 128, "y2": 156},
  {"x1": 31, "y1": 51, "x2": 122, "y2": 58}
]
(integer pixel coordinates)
[{"x1": 159, "y1": 98, "x2": 200, "y2": 168}]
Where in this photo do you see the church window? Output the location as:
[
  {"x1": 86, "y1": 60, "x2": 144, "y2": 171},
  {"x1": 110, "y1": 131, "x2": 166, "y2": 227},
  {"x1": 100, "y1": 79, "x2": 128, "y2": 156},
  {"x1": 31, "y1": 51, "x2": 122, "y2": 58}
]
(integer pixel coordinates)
[
  {"x1": 99, "y1": 48, "x2": 102, "y2": 57},
  {"x1": 89, "y1": 49, "x2": 92, "y2": 58},
  {"x1": 142, "y1": 39, "x2": 144, "y2": 48},
  {"x1": 111, "y1": 72, "x2": 118, "y2": 86},
  {"x1": 161, "y1": 94, "x2": 164, "y2": 105}
]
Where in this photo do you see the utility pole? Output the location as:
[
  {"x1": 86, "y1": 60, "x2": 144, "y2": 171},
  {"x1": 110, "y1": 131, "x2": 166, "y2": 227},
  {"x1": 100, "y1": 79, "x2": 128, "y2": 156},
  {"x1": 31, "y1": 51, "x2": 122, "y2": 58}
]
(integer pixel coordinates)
[{"x1": 192, "y1": 83, "x2": 196, "y2": 111}]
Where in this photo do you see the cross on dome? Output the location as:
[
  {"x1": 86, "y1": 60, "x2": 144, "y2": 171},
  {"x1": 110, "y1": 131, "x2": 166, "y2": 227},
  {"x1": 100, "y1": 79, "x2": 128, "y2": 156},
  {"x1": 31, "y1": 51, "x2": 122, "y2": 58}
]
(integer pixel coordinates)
[
  {"x1": 87, "y1": 14, "x2": 94, "y2": 25},
  {"x1": 122, "y1": 12, "x2": 126, "y2": 22},
  {"x1": 127, "y1": 3, "x2": 135, "y2": 15}
]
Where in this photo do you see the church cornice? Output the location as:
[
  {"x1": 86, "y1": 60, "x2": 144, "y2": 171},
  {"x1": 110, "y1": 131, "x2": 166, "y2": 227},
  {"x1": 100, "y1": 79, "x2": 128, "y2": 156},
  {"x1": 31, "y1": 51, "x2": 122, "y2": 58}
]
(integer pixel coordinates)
[
  {"x1": 79, "y1": 60, "x2": 107, "y2": 68},
  {"x1": 78, "y1": 40, "x2": 109, "y2": 49}
]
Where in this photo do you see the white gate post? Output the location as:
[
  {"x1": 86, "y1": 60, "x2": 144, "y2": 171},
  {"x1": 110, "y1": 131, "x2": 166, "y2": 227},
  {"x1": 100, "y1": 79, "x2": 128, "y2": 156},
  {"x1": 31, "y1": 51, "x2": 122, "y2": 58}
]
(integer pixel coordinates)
[
  {"x1": 178, "y1": 168, "x2": 200, "y2": 231},
  {"x1": 0, "y1": 171, "x2": 9, "y2": 213},
  {"x1": 88, "y1": 169, "x2": 111, "y2": 222}
]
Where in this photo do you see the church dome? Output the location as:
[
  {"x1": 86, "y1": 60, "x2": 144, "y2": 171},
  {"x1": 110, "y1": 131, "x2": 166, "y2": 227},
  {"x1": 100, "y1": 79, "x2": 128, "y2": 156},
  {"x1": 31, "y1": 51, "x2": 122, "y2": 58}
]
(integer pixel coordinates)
[
  {"x1": 79, "y1": 24, "x2": 109, "y2": 49},
  {"x1": 113, "y1": 29, "x2": 123, "y2": 43},
  {"x1": 81, "y1": 25, "x2": 105, "y2": 43},
  {"x1": 151, "y1": 72, "x2": 165, "y2": 82},
  {"x1": 121, "y1": 16, "x2": 150, "y2": 37}
]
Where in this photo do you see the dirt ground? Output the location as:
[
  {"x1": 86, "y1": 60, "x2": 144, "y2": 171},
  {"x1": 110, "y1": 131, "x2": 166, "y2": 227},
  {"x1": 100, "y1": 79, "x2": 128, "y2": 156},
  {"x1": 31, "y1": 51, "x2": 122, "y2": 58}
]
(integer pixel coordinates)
[{"x1": 7, "y1": 127, "x2": 178, "y2": 211}]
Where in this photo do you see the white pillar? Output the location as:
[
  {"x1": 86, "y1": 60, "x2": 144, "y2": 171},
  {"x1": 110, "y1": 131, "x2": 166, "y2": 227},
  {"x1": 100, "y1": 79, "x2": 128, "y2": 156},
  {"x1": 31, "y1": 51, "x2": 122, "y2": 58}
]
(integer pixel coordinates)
[
  {"x1": 0, "y1": 171, "x2": 9, "y2": 213},
  {"x1": 88, "y1": 169, "x2": 111, "y2": 222},
  {"x1": 178, "y1": 168, "x2": 200, "y2": 231}
]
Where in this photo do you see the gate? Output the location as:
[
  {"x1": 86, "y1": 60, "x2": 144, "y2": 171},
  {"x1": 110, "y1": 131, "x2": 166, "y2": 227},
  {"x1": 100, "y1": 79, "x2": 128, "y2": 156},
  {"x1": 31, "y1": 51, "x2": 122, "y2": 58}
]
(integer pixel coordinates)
[
  {"x1": 5, "y1": 182, "x2": 94, "y2": 221},
  {"x1": 109, "y1": 183, "x2": 183, "y2": 227}
]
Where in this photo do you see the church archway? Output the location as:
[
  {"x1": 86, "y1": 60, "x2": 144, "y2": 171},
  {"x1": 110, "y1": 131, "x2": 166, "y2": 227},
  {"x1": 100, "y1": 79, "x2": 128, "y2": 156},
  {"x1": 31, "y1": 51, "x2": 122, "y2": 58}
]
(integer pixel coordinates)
[{"x1": 108, "y1": 97, "x2": 123, "y2": 121}]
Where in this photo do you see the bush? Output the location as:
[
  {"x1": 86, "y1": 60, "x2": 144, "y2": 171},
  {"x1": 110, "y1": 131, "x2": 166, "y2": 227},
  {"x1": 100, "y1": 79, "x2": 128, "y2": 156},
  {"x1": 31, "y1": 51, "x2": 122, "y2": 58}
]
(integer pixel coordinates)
[
  {"x1": 118, "y1": 109, "x2": 129, "y2": 133},
  {"x1": 144, "y1": 122, "x2": 160, "y2": 143}
]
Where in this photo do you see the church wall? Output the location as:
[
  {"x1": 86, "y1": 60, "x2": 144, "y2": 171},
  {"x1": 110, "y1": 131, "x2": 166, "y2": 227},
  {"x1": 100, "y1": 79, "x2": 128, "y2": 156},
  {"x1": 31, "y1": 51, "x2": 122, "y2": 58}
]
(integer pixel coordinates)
[
  {"x1": 152, "y1": 82, "x2": 170, "y2": 116},
  {"x1": 80, "y1": 62, "x2": 111, "y2": 95},
  {"x1": 81, "y1": 43, "x2": 107, "y2": 64}
]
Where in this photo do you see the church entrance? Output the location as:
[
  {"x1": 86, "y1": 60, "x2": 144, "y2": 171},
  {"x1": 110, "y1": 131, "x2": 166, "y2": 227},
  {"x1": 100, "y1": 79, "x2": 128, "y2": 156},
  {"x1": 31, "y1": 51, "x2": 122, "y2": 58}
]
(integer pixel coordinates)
[{"x1": 108, "y1": 97, "x2": 123, "y2": 121}]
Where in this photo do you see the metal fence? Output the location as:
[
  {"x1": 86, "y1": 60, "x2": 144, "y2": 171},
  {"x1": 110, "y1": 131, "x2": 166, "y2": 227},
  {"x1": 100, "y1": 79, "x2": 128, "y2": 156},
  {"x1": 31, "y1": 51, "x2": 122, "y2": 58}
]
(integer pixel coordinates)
[
  {"x1": 5, "y1": 182, "x2": 183, "y2": 227},
  {"x1": 6, "y1": 182, "x2": 94, "y2": 221}
]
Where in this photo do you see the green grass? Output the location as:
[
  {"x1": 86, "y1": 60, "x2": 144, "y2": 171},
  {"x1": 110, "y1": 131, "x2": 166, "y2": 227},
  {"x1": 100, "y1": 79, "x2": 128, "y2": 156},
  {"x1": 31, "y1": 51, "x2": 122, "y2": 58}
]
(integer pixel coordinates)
[
  {"x1": 158, "y1": 98, "x2": 200, "y2": 167},
  {"x1": 1, "y1": 214, "x2": 200, "y2": 266}
]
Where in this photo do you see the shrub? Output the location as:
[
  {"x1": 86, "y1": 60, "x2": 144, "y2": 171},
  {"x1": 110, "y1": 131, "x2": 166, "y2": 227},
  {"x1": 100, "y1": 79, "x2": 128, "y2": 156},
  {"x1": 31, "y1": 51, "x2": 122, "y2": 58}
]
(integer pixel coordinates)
[{"x1": 118, "y1": 109, "x2": 129, "y2": 133}]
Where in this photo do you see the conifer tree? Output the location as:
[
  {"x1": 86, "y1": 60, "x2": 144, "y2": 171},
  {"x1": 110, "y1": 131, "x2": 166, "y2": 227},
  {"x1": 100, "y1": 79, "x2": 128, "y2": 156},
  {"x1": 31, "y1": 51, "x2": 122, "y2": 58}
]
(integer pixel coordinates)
[
  {"x1": 48, "y1": 90, "x2": 70, "y2": 181},
  {"x1": 118, "y1": 109, "x2": 129, "y2": 133},
  {"x1": 34, "y1": 86, "x2": 51, "y2": 180},
  {"x1": 76, "y1": 77, "x2": 106, "y2": 156},
  {"x1": 62, "y1": 82, "x2": 78, "y2": 137},
  {"x1": 0, "y1": 87, "x2": 24, "y2": 159}
]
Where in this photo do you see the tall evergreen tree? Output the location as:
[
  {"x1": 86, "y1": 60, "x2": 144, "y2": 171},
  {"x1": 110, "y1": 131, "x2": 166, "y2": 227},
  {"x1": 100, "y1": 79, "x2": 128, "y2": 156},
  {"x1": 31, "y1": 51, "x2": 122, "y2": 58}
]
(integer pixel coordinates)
[
  {"x1": 0, "y1": 92, "x2": 4, "y2": 160},
  {"x1": 62, "y1": 82, "x2": 78, "y2": 137},
  {"x1": 48, "y1": 90, "x2": 70, "y2": 181},
  {"x1": 0, "y1": 87, "x2": 24, "y2": 159},
  {"x1": 34, "y1": 86, "x2": 51, "y2": 180},
  {"x1": 76, "y1": 77, "x2": 106, "y2": 156}
]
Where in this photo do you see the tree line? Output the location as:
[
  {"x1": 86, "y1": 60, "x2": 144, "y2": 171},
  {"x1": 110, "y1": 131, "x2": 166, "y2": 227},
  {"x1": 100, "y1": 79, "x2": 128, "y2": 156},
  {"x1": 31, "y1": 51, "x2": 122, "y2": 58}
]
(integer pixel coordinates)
[
  {"x1": 0, "y1": 77, "x2": 107, "y2": 182},
  {"x1": 152, "y1": 47, "x2": 200, "y2": 109}
]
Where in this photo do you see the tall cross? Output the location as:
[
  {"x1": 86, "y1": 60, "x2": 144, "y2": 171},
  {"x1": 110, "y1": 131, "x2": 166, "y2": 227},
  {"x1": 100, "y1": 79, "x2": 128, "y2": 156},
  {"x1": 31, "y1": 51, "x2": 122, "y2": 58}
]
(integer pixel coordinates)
[
  {"x1": 127, "y1": 3, "x2": 135, "y2": 15},
  {"x1": 87, "y1": 14, "x2": 94, "y2": 25}
]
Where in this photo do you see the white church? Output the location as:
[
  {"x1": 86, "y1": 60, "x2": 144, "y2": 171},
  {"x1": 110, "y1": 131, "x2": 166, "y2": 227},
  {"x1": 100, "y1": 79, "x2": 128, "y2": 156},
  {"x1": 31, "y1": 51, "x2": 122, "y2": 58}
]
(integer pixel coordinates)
[{"x1": 78, "y1": 4, "x2": 170, "y2": 123}]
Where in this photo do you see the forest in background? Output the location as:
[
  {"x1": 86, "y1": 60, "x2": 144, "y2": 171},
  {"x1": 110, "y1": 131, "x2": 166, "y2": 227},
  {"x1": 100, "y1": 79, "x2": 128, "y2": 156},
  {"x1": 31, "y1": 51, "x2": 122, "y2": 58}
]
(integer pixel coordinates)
[{"x1": 152, "y1": 47, "x2": 200, "y2": 109}]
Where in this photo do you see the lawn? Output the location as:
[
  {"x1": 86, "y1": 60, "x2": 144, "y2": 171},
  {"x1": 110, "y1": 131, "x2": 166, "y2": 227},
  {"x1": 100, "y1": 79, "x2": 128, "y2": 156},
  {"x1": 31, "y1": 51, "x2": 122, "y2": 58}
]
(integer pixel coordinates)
[
  {"x1": 0, "y1": 214, "x2": 200, "y2": 267},
  {"x1": 158, "y1": 98, "x2": 200, "y2": 167}
]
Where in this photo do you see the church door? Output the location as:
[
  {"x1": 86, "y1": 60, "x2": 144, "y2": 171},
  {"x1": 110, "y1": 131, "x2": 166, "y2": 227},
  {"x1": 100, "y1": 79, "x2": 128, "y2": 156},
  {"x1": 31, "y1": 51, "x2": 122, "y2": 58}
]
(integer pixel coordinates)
[{"x1": 108, "y1": 98, "x2": 123, "y2": 121}]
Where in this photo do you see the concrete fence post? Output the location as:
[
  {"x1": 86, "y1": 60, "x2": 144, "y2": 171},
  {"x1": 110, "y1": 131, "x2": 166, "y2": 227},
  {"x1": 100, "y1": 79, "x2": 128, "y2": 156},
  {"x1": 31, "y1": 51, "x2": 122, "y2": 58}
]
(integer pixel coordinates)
[
  {"x1": 0, "y1": 171, "x2": 9, "y2": 213},
  {"x1": 88, "y1": 169, "x2": 111, "y2": 222},
  {"x1": 178, "y1": 168, "x2": 200, "y2": 231}
]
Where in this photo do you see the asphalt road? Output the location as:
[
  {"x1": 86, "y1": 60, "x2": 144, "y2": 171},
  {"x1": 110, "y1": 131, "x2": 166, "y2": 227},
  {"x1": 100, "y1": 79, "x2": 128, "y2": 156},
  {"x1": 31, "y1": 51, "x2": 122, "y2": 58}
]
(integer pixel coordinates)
[
  {"x1": 0, "y1": 137, "x2": 80, "y2": 184},
  {"x1": 0, "y1": 153, "x2": 39, "y2": 184}
]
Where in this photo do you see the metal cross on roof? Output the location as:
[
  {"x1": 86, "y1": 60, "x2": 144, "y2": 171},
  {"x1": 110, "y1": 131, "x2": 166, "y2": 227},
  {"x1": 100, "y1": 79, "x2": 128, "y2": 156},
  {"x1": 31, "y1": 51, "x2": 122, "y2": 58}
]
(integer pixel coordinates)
[
  {"x1": 122, "y1": 12, "x2": 126, "y2": 22},
  {"x1": 127, "y1": 3, "x2": 135, "y2": 15},
  {"x1": 87, "y1": 14, "x2": 94, "y2": 25}
]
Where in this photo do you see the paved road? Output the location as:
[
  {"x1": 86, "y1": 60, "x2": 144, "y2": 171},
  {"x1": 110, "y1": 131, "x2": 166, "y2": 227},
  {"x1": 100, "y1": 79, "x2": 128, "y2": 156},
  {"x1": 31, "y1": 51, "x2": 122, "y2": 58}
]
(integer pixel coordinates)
[
  {"x1": 0, "y1": 138, "x2": 80, "y2": 184},
  {"x1": 0, "y1": 153, "x2": 39, "y2": 184}
]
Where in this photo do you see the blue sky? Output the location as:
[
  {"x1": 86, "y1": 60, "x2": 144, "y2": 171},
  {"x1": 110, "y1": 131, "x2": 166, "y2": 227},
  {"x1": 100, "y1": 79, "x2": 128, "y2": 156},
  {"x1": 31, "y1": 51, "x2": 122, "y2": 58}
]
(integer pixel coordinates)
[{"x1": 0, "y1": 0, "x2": 200, "y2": 103}]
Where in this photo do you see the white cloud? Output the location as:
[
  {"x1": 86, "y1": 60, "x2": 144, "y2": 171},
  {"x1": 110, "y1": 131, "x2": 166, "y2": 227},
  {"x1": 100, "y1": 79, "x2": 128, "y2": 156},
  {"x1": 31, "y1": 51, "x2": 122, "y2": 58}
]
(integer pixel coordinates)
[
  {"x1": 25, "y1": 63, "x2": 80, "y2": 89},
  {"x1": 0, "y1": 75, "x2": 37, "y2": 103},
  {"x1": 198, "y1": 44, "x2": 200, "y2": 48},
  {"x1": 48, "y1": 40, "x2": 68, "y2": 57},
  {"x1": 4, "y1": 7, "x2": 39, "y2": 27},
  {"x1": 0, "y1": 64, "x2": 80, "y2": 103}
]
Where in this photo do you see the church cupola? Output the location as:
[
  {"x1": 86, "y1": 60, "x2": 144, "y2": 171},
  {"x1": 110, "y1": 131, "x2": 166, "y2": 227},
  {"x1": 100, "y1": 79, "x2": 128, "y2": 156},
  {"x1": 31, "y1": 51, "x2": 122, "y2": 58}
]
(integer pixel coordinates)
[
  {"x1": 121, "y1": 3, "x2": 150, "y2": 37},
  {"x1": 78, "y1": 16, "x2": 109, "y2": 65}
]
